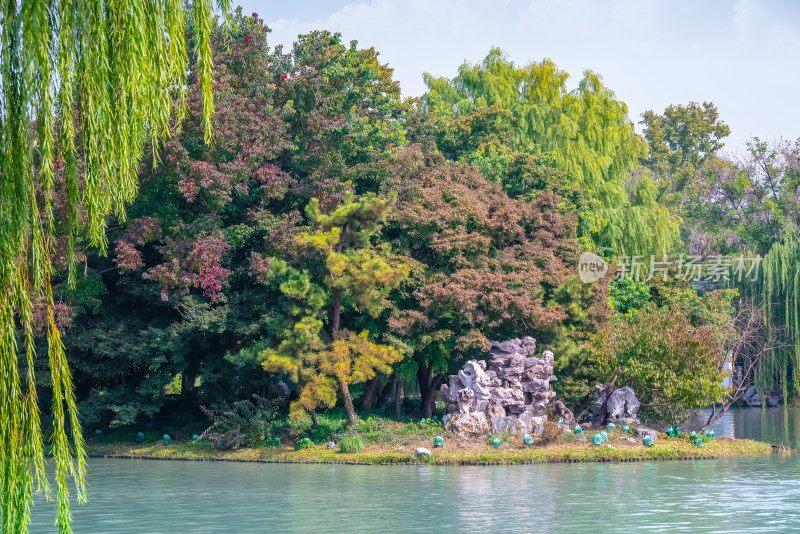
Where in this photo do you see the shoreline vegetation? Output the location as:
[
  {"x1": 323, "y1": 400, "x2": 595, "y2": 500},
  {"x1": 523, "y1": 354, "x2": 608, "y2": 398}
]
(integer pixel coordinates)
[{"x1": 86, "y1": 436, "x2": 774, "y2": 466}]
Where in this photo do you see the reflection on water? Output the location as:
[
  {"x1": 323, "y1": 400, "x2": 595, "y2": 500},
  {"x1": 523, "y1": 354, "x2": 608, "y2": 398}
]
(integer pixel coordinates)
[
  {"x1": 28, "y1": 408, "x2": 800, "y2": 533},
  {"x1": 704, "y1": 405, "x2": 800, "y2": 447}
]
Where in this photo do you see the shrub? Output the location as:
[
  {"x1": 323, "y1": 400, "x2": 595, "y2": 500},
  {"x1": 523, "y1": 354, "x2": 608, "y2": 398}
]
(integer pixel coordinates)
[
  {"x1": 339, "y1": 436, "x2": 365, "y2": 453},
  {"x1": 294, "y1": 437, "x2": 315, "y2": 450},
  {"x1": 199, "y1": 396, "x2": 278, "y2": 450},
  {"x1": 539, "y1": 421, "x2": 565, "y2": 446}
]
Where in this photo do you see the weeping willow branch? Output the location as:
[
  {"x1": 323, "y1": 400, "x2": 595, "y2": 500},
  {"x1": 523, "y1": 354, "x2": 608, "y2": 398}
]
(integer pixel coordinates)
[
  {"x1": 739, "y1": 229, "x2": 800, "y2": 401},
  {"x1": 0, "y1": 1, "x2": 222, "y2": 531}
]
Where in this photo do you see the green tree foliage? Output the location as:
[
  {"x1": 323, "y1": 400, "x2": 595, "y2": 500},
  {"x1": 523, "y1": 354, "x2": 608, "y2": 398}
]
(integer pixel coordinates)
[
  {"x1": 422, "y1": 48, "x2": 680, "y2": 254},
  {"x1": 384, "y1": 147, "x2": 610, "y2": 416},
  {"x1": 641, "y1": 101, "x2": 731, "y2": 196},
  {"x1": 261, "y1": 193, "x2": 407, "y2": 425},
  {"x1": 590, "y1": 305, "x2": 728, "y2": 420},
  {"x1": 0, "y1": 0, "x2": 221, "y2": 530},
  {"x1": 683, "y1": 139, "x2": 800, "y2": 256},
  {"x1": 740, "y1": 230, "x2": 800, "y2": 399},
  {"x1": 62, "y1": 10, "x2": 283, "y2": 433}
]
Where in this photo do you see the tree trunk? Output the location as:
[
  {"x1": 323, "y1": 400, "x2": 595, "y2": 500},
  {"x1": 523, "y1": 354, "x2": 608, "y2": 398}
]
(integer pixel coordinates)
[
  {"x1": 417, "y1": 362, "x2": 443, "y2": 419},
  {"x1": 361, "y1": 376, "x2": 381, "y2": 411},
  {"x1": 310, "y1": 409, "x2": 318, "y2": 427},
  {"x1": 377, "y1": 374, "x2": 397, "y2": 408},
  {"x1": 331, "y1": 289, "x2": 341, "y2": 334},
  {"x1": 395, "y1": 380, "x2": 403, "y2": 416},
  {"x1": 340, "y1": 379, "x2": 357, "y2": 426},
  {"x1": 181, "y1": 372, "x2": 196, "y2": 393}
]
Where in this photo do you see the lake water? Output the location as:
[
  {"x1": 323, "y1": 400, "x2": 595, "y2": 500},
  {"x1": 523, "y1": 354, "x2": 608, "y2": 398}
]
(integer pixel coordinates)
[{"x1": 29, "y1": 407, "x2": 800, "y2": 533}]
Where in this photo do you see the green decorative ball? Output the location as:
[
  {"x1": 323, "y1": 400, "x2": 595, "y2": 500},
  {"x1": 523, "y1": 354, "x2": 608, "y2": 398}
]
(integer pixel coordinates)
[
  {"x1": 574, "y1": 425, "x2": 584, "y2": 435},
  {"x1": 434, "y1": 436, "x2": 444, "y2": 448},
  {"x1": 622, "y1": 425, "x2": 630, "y2": 433},
  {"x1": 673, "y1": 426, "x2": 681, "y2": 437},
  {"x1": 706, "y1": 430, "x2": 716, "y2": 440},
  {"x1": 607, "y1": 423, "x2": 616, "y2": 432},
  {"x1": 666, "y1": 427, "x2": 675, "y2": 437},
  {"x1": 690, "y1": 431, "x2": 698, "y2": 439},
  {"x1": 643, "y1": 435, "x2": 654, "y2": 447},
  {"x1": 492, "y1": 438, "x2": 502, "y2": 448},
  {"x1": 694, "y1": 437, "x2": 704, "y2": 447}
]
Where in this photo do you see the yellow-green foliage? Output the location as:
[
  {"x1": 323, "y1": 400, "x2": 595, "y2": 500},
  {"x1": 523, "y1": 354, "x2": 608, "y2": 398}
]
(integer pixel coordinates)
[
  {"x1": 0, "y1": 1, "x2": 220, "y2": 530},
  {"x1": 741, "y1": 229, "x2": 800, "y2": 398},
  {"x1": 289, "y1": 332, "x2": 403, "y2": 422},
  {"x1": 423, "y1": 49, "x2": 680, "y2": 254},
  {"x1": 261, "y1": 192, "x2": 408, "y2": 423}
]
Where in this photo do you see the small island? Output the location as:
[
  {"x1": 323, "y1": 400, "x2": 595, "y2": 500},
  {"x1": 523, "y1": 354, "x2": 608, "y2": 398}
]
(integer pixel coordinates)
[{"x1": 85, "y1": 338, "x2": 778, "y2": 466}]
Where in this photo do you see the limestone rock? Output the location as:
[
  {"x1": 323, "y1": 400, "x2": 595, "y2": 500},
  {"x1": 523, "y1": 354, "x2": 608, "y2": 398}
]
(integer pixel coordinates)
[
  {"x1": 635, "y1": 427, "x2": 657, "y2": 441},
  {"x1": 490, "y1": 387, "x2": 524, "y2": 406},
  {"x1": 446, "y1": 412, "x2": 489, "y2": 436},
  {"x1": 553, "y1": 400, "x2": 576, "y2": 428},
  {"x1": 593, "y1": 383, "x2": 610, "y2": 427},
  {"x1": 743, "y1": 386, "x2": 762, "y2": 407},
  {"x1": 606, "y1": 386, "x2": 640, "y2": 419},
  {"x1": 413, "y1": 447, "x2": 432, "y2": 458},
  {"x1": 440, "y1": 337, "x2": 572, "y2": 438}
]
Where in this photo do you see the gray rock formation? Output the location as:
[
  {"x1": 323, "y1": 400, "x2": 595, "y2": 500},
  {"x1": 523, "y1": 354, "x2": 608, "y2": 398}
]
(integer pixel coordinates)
[
  {"x1": 635, "y1": 427, "x2": 657, "y2": 442},
  {"x1": 606, "y1": 386, "x2": 640, "y2": 421},
  {"x1": 743, "y1": 386, "x2": 762, "y2": 407},
  {"x1": 413, "y1": 447, "x2": 432, "y2": 458},
  {"x1": 553, "y1": 399, "x2": 576, "y2": 428},
  {"x1": 441, "y1": 337, "x2": 563, "y2": 437},
  {"x1": 594, "y1": 384, "x2": 642, "y2": 426}
]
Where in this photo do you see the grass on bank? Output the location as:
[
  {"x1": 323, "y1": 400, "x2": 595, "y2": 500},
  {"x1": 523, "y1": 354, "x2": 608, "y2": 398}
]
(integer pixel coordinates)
[{"x1": 85, "y1": 416, "x2": 775, "y2": 465}]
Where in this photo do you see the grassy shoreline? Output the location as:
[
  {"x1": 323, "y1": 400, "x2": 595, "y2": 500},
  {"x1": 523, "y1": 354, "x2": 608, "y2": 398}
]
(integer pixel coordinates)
[{"x1": 86, "y1": 435, "x2": 775, "y2": 466}]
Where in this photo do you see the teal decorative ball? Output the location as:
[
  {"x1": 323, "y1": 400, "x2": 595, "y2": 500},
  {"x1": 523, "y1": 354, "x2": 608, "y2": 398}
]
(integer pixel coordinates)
[
  {"x1": 593, "y1": 434, "x2": 604, "y2": 446},
  {"x1": 434, "y1": 436, "x2": 444, "y2": 448},
  {"x1": 574, "y1": 425, "x2": 584, "y2": 435},
  {"x1": 523, "y1": 434, "x2": 534, "y2": 445},
  {"x1": 643, "y1": 435, "x2": 654, "y2": 447},
  {"x1": 607, "y1": 423, "x2": 616, "y2": 432},
  {"x1": 492, "y1": 438, "x2": 502, "y2": 448},
  {"x1": 622, "y1": 425, "x2": 630, "y2": 433}
]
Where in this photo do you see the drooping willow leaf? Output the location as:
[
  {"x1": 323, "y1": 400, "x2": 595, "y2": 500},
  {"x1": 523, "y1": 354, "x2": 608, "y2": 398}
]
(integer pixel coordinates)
[
  {"x1": 740, "y1": 229, "x2": 800, "y2": 400},
  {"x1": 0, "y1": 1, "x2": 223, "y2": 531}
]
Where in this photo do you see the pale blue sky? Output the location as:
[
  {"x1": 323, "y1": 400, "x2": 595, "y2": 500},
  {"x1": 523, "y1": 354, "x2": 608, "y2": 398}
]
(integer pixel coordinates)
[{"x1": 236, "y1": 0, "x2": 800, "y2": 153}]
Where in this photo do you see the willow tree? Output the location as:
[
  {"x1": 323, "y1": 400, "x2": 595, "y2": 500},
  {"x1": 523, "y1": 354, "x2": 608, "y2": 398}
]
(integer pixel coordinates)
[
  {"x1": 0, "y1": 1, "x2": 223, "y2": 530},
  {"x1": 423, "y1": 49, "x2": 680, "y2": 255},
  {"x1": 740, "y1": 230, "x2": 800, "y2": 400}
]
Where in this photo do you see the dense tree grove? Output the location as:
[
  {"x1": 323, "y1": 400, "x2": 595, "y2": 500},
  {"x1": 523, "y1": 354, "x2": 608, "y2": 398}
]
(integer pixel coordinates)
[{"x1": 16, "y1": 8, "x2": 800, "y2": 512}]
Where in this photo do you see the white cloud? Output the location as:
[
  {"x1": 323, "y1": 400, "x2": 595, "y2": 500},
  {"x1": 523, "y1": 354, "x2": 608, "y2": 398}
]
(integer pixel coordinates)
[{"x1": 241, "y1": 0, "x2": 800, "y2": 152}]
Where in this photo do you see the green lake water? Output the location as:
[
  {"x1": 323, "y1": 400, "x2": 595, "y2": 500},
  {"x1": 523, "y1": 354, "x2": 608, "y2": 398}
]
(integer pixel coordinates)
[{"x1": 28, "y1": 407, "x2": 800, "y2": 533}]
